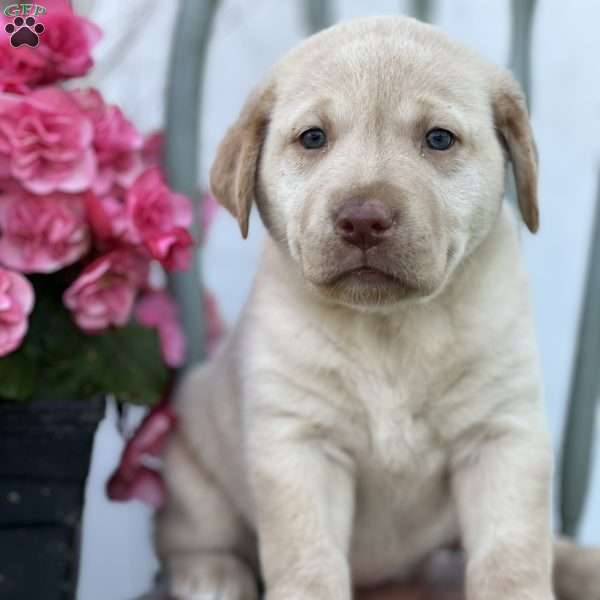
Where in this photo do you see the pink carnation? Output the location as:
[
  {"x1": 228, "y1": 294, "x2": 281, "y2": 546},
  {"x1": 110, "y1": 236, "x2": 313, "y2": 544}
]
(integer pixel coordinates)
[
  {"x1": 0, "y1": 2, "x2": 101, "y2": 90},
  {"x1": 135, "y1": 290, "x2": 186, "y2": 368},
  {"x1": 126, "y1": 167, "x2": 192, "y2": 242},
  {"x1": 141, "y1": 131, "x2": 163, "y2": 169},
  {"x1": 0, "y1": 87, "x2": 96, "y2": 194},
  {"x1": 36, "y1": 5, "x2": 101, "y2": 80},
  {"x1": 0, "y1": 267, "x2": 34, "y2": 356},
  {"x1": 63, "y1": 249, "x2": 149, "y2": 333},
  {"x1": 125, "y1": 168, "x2": 194, "y2": 270},
  {"x1": 0, "y1": 185, "x2": 90, "y2": 273},
  {"x1": 85, "y1": 191, "x2": 129, "y2": 247},
  {"x1": 0, "y1": 49, "x2": 46, "y2": 93},
  {"x1": 146, "y1": 227, "x2": 193, "y2": 271},
  {"x1": 107, "y1": 393, "x2": 176, "y2": 509},
  {"x1": 72, "y1": 89, "x2": 144, "y2": 195}
]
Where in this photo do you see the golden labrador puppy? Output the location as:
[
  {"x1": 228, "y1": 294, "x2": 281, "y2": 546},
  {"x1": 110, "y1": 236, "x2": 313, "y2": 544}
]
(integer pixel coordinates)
[{"x1": 156, "y1": 16, "x2": 599, "y2": 600}]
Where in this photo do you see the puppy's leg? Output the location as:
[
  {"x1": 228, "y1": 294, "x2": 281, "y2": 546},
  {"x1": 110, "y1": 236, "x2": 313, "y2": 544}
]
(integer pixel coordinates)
[
  {"x1": 157, "y1": 435, "x2": 258, "y2": 600},
  {"x1": 451, "y1": 429, "x2": 555, "y2": 600},
  {"x1": 553, "y1": 537, "x2": 600, "y2": 600},
  {"x1": 250, "y1": 419, "x2": 355, "y2": 600}
]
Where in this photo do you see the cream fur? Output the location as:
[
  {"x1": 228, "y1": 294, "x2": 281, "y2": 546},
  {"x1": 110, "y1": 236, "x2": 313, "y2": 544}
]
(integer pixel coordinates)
[{"x1": 156, "y1": 16, "x2": 599, "y2": 600}]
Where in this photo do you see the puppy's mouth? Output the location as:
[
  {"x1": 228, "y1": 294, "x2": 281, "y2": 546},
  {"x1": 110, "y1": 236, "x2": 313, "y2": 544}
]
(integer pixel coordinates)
[
  {"x1": 323, "y1": 264, "x2": 423, "y2": 295},
  {"x1": 330, "y1": 266, "x2": 401, "y2": 286}
]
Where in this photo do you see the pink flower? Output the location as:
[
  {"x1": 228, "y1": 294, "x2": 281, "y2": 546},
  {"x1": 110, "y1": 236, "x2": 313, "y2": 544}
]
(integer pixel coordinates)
[
  {"x1": 85, "y1": 186, "x2": 194, "y2": 269},
  {"x1": 124, "y1": 168, "x2": 194, "y2": 270},
  {"x1": 72, "y1": 89, "x2": 144, "y2": 195},
  {"x1": 107, "y1": 466, "x2": 165, "y2": 509},
  {"x1": 145, "y1": 227, "x2": 193, "y2": 271},
  {"x1": 0, "y1": 49, "x2": 46, "y2": 93},
  {"x1": 135, "y1": 290, "x2": 186, "y2": 368},
  {"x1": 85, "y1": 191, "x2": 129, "y2": 246},
  {"x1": 0, "y1": 87, "x2": 96, "y2": 194},
  {"x1": 0, "y1": 267, "x2": 34, "y2": 356},
  {"x1": 0, "y1": 184, "x2": 90, "y2": 273},
  {"x1": 0, "y1": 3, "x2": 101, "y2": 89},
  {"x1": 36, "y1": 6, "x2": 101, "y2": 80},
  {"x1": 107, "y1": 392, "x2": 177, "y2": 509},
  {"x1": 126, "y1": 167, "x2": 192, "y2": 243},
  {"x1": 63, "y1": 249, "x2": 149, "y2": 332},
  {"x1": 141, "y1": 131, "x2": 163, "y2": 169}
]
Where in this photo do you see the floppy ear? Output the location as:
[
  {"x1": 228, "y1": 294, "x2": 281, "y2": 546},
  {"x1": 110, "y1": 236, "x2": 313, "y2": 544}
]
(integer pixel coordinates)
[
  {"x1": 209, "y1": 86, "x2": 274, "y2": 239},
  {"x1": 492, "y1": 74, "x2": 539, "y2": 233}
]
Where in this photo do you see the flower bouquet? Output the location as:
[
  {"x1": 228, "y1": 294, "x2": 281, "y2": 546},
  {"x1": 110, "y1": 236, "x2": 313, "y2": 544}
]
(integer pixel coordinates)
[
  {"x1": 0, "y1": 1, "x2": 207, "y2": 405},
  {"x1": 0, "y1": 4, "x2": 224, "y2": 597}
]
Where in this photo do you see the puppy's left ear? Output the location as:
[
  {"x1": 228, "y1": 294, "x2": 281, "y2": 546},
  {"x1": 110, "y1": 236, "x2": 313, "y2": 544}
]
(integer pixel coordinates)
[
  {"x1": 209, "y1": 85, "x2": 275, "y2": 239},
  {"x1": 492, "y1": 73, "x2": 539, "y2": 233}
]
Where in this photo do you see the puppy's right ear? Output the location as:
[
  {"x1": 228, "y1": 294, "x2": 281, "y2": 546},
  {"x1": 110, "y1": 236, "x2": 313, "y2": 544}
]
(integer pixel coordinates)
[{"x1": 209, "y1": 86, "x2": 274, "y2": 239}]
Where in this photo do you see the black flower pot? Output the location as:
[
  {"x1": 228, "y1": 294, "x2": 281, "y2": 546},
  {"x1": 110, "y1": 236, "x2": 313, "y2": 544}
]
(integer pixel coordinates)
[{"x1": 0, "y1": 399, "x2": 104, "y2": 600}]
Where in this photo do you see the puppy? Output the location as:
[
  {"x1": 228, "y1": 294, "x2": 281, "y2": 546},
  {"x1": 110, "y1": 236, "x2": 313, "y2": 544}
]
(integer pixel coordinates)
[{"x1": 157, "y1": 16, "x2": 600, "y2": 600}]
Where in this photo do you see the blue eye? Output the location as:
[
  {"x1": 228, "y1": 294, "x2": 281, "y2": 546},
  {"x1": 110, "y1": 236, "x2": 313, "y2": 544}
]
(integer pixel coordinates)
[
  {"x1": 425, "y1": 128, "x2": 455, "y2": 151},
  {"x1": 300, "y1": 128, "x2": 327, "y2": 149}
]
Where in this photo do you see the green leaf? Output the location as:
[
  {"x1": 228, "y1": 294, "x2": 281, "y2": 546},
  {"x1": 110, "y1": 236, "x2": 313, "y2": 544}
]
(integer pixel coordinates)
[
  {"x1": 0, "y1": 276, "x2": 168, "y2": 405},
  {"x1": 0, "y1": 344, "x2": 38, "y2": 400},
  {"x1": 39, "y1": 320, "x2": 168, "y2": 405}
]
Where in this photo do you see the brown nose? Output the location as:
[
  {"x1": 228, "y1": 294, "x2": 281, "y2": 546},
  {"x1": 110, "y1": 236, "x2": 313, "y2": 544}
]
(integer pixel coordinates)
[{"x1": 335, "y1": 200, "x2": 394, "y2": 250}]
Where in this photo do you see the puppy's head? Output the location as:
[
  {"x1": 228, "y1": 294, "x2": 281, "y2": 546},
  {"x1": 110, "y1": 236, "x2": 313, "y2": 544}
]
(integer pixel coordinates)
[{"x1": 210, "y1": 17, "x2": 538, "y2": 309}]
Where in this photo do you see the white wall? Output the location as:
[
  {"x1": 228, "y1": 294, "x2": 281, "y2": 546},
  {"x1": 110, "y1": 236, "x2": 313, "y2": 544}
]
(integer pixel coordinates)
[{"x1": 75, "y1": 2, "x2": 600, "y2": 598}]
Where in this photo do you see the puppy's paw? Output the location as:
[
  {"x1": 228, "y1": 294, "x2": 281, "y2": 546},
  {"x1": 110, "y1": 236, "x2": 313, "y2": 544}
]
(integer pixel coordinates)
[
  {"x1": 169, "y1": 553, "x2": 258, "y2": 600},
  {"x1": 555, "y1": 540, "x2": 600, "y2": 600},
  {"x1": 557, "y1": 555, "x2": 600, "y2": 600}
]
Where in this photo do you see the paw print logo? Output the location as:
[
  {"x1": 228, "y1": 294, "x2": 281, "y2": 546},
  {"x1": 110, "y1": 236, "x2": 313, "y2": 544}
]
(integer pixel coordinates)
[{"x1": 5, "y1": 16, "x2": 45, "y2": 48}]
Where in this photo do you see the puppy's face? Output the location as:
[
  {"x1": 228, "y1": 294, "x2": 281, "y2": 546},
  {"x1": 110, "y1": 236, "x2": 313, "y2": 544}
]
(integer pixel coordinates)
[{"x1": 211, "y1": 18, "x2": 538, "y2": 309}]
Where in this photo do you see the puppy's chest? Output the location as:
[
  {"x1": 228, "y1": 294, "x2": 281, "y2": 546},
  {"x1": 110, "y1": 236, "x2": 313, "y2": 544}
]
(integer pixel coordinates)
[{"x1": 323, "y1": 341, "x2": 452, "y2": 476}]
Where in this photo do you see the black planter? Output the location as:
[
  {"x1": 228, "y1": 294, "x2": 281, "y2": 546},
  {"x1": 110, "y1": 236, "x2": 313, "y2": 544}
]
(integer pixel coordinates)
[{"x1": 0, "y1": 399, "x2": 104, "y2": 600}]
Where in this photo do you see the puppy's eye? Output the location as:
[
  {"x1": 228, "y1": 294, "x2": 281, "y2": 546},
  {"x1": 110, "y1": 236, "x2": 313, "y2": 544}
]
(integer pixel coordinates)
[
  {"x1": 299, "y1": 127, "x2": 327, "y2": 149},
  {"x1": 425, "y1": 128, "x2": 455, "y2": 151}
]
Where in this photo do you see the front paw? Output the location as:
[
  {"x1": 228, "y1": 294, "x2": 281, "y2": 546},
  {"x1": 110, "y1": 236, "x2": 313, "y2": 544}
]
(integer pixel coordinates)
[
  {"x1": 554, "y1": 543, "x2": 600, "y2": 600},
  {"x1": 266, "y1": 583, "x2": 351, "y2": 600},
  {"x1": 168, "y1": 553, "x2": 258, "y2": 600}
]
